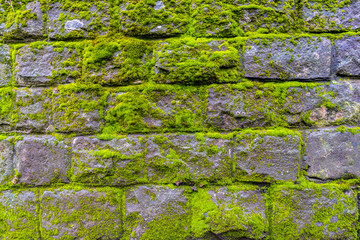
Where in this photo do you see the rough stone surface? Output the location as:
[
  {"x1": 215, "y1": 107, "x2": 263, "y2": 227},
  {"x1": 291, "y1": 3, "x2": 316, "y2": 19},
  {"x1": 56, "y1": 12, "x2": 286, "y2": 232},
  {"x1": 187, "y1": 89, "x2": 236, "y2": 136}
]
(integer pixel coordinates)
[
  {"x1": 244, "y1": 37, "x2": 332, "y2": 80},
  {"x1": 124, "y1": 185, "x2": 190, "y2": 239},
  {"x1": 14, "y1": 136, "x2": 71, "y2": 185},
  {"x1": 192, "y1": 186, "x2": 267, "y2": 239},
  {"x1": 0, "y1": 139, "x2": 14, "y2": 185},
  {"x1": 334, "y1": 36, "x2": 360, "y2": 77},
  {"x1": 0, "y1": 44, "x2": 11, "y2": 86},
  {"x1": 303, "y1": 0, "x2": 360, "y2": 32},
  {"x1": 0, "y1": 1, "x2": 45, "y2": 41},
  {"x1": 119, "y1": 0, "x2": 188, "y2": 37},
  {"x1": 271, "y1": 184, "x2": 358, "y2": 239},
  {"x1": 15, "y1": 44, "x2": 81, "y2": 86},
  {"x1": 304, "y1": 129, "x2": 360, "y2": 180},
  {"x1": 105, "y1": 88, "x2": 206, "y2": 133},
  {"x1": 47, "y1": 0, "x2": 110, "y2": 40},
  {"x1": 154, "y1": 39, "x2": 241, "y2": 84},
  {"x1": 235, "y1": 133, "x2": 300, "y2": 181},
  {"x1": 71, "y1": 135, "x2": 145, "y2": 185},
  {"x1": 0, "y1": 190, "x2": 39, "y2": 239},
  {"x1": 146, "y1": 134, "x2": 233, "y2": 183},
  {"x1": 40, "y1": 188, "x2": 122, "y2": 239}
]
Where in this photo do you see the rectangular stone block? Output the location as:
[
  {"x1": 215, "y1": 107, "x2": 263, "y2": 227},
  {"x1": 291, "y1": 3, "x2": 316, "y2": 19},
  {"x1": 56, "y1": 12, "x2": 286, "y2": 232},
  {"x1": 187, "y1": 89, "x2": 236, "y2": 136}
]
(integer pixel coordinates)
[
  {"x1": 244, "y1": 37, "x2": 331, "y2": 80},
  {"x1": 0, "y1": 44, "x2": 12, "y2": 86},
  {"x1": 207, "y1": 81, "x2": 360, "y2": 130},
  {"x1": 145, "y1": 133, "x2": 233, "y2": 184},
  {"x1": 303, "y1": 0, "x2": 360, "y2": 32},
  {"x1": 0, "y1": 189, "x2": 40, "y2": 239},
  {"x1": 234, "y1": 130, "x2": 301, "y2": 182},
  {"x1": 52, "y1": 84, "x2": 106, "y2": 133},
  {"x1": 304, "y1": 128, "x2": 360, "y2": 180},
  {"x1": 82, "y1": 38, "x2": 154, "y2": 86},
  {"x1": 71, "y1": 135, "x2": 146, "y2": 185},
  {"x1": 0, "y1": 1, "x2": 46, "y2": 41},
  {"x1": 40, "y1": 187, "x2": 122, "y2": 239},
  {"x1": 154, "y1": 39, "x2": 241, "y2": 84},
  {"x1": 15, "y1": 42, "x2": 82, "y2": 87},
  {"x1": 104, "y1": 86, "x2": 206, "y2": 133},
  {"x1": 0, "y1": 138, "x2": 14, "y2": 185},
  {"x1": 189, "y1": 0, "x2": 294, "y2": 37},
  {"x1": 271, "y1": 183, "x2": 358, "y2": 239},
  {"x1": 14, "y1": 136, "x2": 71, "y2": 186},
  {"x1": 124, "y1": 185, "x2": 190, "y2": 239},
  {"x1": 334, "y1": 36, "x2": 360, "y2": 77},
  {"x1": 191, "y1": 186, "x2": 267, "y2": 239},
  {"x1": 47, "y1": 0, "x2": 110, "y2": 40},
  {"x1": 118, "y1": 0, "x2": 189, "y2": 37}
]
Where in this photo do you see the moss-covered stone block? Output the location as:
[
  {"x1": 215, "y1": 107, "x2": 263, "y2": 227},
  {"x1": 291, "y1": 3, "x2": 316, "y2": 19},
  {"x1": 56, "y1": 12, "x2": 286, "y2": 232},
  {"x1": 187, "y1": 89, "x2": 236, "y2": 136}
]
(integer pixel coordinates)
[
  {"x1": 40, "y1": 187, "x2": 122, "y2": 239},
  {"x1": 124, "y1": 185, "x2": 190, "y2": 239},
  {"x1": 154, "y1": 38, "x2": 242, "y2": 85},
  {"x1": 191, "y1": 185, "x2": 267, "y2": 239},
  {"x1": 15, "y1": 42, "x2": 83, "y2": 87},
  {"x1": 234, "y1": 130, "x2": 301, "y2": 182},
  {"x1": 14, "y1": 136, "x2": 71, "y2": 186},
  {"x1": 104, "y1": 86, "x2": 206, "y2": 134},
  {"x1": 0, "y1": 44, "x2": 12, "y2": 86},
  {"x1": 0, "y1": 0, "x2": 46, "y2": 41},
  {"x1": 71, "y1": 135, "x2": 146, "y2": 185},
  {"x1": 304, "y1": 128, "x2": 360, "y2": 180},
  {"x1": 244, "y1": 37, "x2": 332, "y2": 80},
  {"x1": 118, "y1": 0, "x2": 190, "y2": 37},
  {"x1": 15, "y1": 88, "x2": 52, "y2": 133},
  {"x1": 145, "y1": 133, "x2": 233, "y2": 184},
  {"x1": 52, "y1": 83, "x2": 107, "y2": 133},
  {"x1": 303, "y1": 0, "x2": 360, "y2": 32},
  {"x1": 271, "y1": 183, "x2": 358, "y2": 239},
  {"x1": 47, "y1": 0, "x2": 110, "y2": 40},
  {"x1": 189, "y1": 0, "x2": 294, "y2": 37},
  {"x1": 82, "y1": 37, "x2": 154, "y2": 86},
  {"x1": 0, "y1": 189, "x2": 40, "y2": 239}
]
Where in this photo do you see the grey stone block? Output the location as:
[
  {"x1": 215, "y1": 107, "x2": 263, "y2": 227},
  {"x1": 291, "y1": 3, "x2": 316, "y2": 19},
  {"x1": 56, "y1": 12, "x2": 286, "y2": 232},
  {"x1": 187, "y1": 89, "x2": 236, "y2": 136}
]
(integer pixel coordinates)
[
  {"x1": 124, "y1": 185, "x2": 190, "y2": 239},
  {"x1": 40, "y1": 188, "x2": 122, "y2": 239},
  {"x1": 14, "y1": 136, "x2": 71, "y2": 185},
  {"x1": 0, "y1": 44, "x2": 11, "y2": 86},
  {"x1": 15, "y1": 43, "x2": 81, "y2": 86},
  {"x1": 0, "y1": 138, "x2": 14, "y2": 185},
  {"x1": 47, "y1": 0, "x2": 110, "y2": 40},
  {"x1": 244, "y1": 37, "x2": 332, "y2": 80},
  {"x1": 334, "y1": 36, "x2": 360, "y2": 77},
  {"x1": 235, "y1": 132, "x2": 300, "y2": 181}
]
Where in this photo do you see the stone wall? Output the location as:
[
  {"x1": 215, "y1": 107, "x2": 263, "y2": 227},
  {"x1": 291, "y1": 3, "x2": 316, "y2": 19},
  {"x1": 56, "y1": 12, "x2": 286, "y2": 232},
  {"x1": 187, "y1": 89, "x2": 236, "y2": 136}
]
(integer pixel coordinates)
[{"x1": 1, "y1": 0, "x2": 360, "y2": 239}]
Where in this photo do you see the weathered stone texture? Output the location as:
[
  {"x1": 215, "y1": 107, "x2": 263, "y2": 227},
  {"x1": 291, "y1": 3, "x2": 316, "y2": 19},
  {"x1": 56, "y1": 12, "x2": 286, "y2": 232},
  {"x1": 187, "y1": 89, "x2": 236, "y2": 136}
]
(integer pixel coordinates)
[
  {"x1": 303, "y1": 0, "x2": 360, "y2": 32},
  {"x1": 14, "y1": 136, "x2": 71, "y2": 185},
  {"x1": 40, "y1": 188, "x2": 122, "y2": 239},
  {"x1": 0, "y1": 190, "x2": 40, "y2": 239},
  {"x1": 334, "y1": 36, "x2": 360, "y2": 77},
  {"x1": 124, "y1": 185, "x2": 190, "y2": 239},
  {"x1": 192, "y1": 186, "x2": 268, "y2": 239},
  {"x1": 235, "y1": 133, "x2": 300, "y2": 182},
  {"x1": 271, "y1": 184, "x2": 358, "y2": 239},
  {"x1": 0, "y1": 44, "x2": 11, "y2": 86},
  {"x1": 71, "y1": 135, "x2": 145, "y2": 185},
  {"x1": 15, "y1": 44, "x2": 81, "y2": 86},
  {"x1": 304, "y1": 128, "x2": 360, "y2": 180},
  {"x1": 244, "y1": 37, "x2": 332, "y2": 80},
  {"x1": 0, "y1": 139, "x2": 14, "y2": 185},
  {"x1": 119, "y1": 0, "x2": 188, "y2": 37},
  {"x1": 146, "y1": 134, "x2": 233, "y2": 183},
  {"x1": 47, "y1": 0, "x2": 110, "y2": 40}
]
